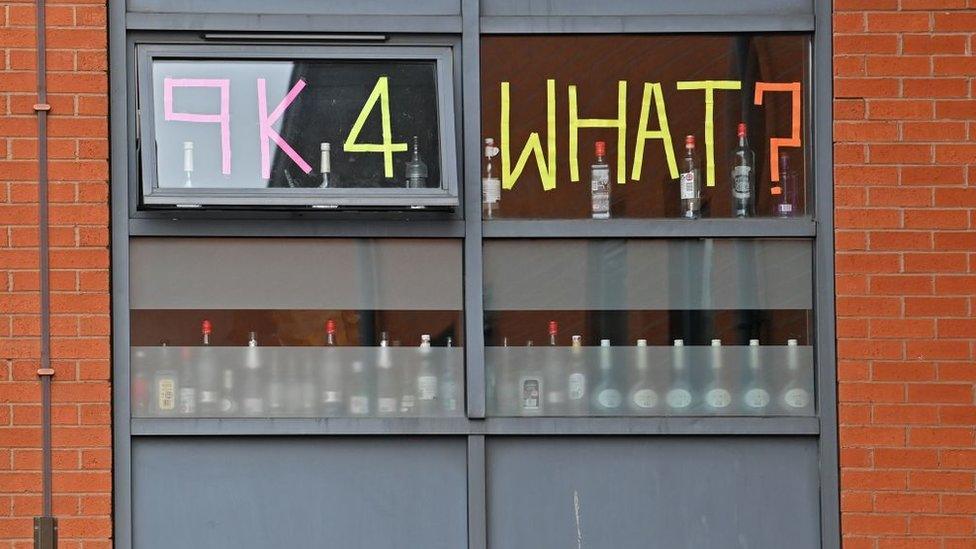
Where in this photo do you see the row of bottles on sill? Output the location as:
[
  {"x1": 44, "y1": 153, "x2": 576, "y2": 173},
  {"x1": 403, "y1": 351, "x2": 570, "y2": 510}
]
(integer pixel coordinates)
[
  {"x1": 133, "y1": 320, "x2": 463, "y2": 418},
  {"x1": 488, "y1": 322, "x2": 812, "y2": 417},
  {"x1": 481, "y1": 123, "x2": 801, "y2": 219},
  {"x1": 181, "y1": 136, "x2": 431, "y2": 190}
]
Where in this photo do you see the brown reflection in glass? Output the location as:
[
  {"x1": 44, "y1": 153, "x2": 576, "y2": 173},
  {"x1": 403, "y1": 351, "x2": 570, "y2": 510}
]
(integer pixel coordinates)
[
  {"x1": 484, "y1": 309, "x2": 811, "y2": 347},
  {"x1": 481, "y1": 34, "x2": 810, "y2": 219},
  {"x1": 131, "y1": 309, "x2": 462, "y2": 347}
]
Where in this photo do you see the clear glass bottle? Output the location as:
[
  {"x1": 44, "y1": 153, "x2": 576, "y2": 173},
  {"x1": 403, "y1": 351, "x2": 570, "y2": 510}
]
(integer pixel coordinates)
[
  {"x1": 178, "y1": 347, "x2": 196, "y2": 416},
  {"x1": 347, "y1": 360, "x2": 370, "y2": 416},
  {"x1": 218, "y1": 368, "x2": 238, "y2": 416},
  {"x1": 242, "y1": 331, "x2": 266, "y2": 417},
  {"x1": 703, "y1": 339, "x2": 732, "y2": 412},
  {"x1": 665, "y1": 339, "x2": 693, "y2": 412},
  {"x1": 590, "y1": 141, "x2": 611, "y2": 219},
  {"x1": 482, "y1": 137, "x2": 502, "y2": 219},
  {"x1": 776, "y1": 152, "x2": 799, "y2": 218},
  {"x1": 319, "y1": 319, "x2": 343, "y2": 416},
  {"x1": 730, "y1": 122, "x2": 756, "y2": 218},
  {"x1": 519, "y1": 340, "x2": 543, "y2": 415},
  {"x1": 153, "y1": 344, "x2": 178, "y2": 416},
  {"x1": 197, "y1": 319, "x2": 220, "y2": 416},
  {"x1": 440, "y1": 336, "x2": 459, "y2": 414},
  {"x1": 627, "y1": 339, "x2": 658, "y2": 413},
  {"x1": 493, "y1": 337, "x2": 518, "y2": 416},
  {"x1": 376, "y1": 332, "x2": 398, "y2": 416},
  {"x1": 543, "y1": 321, "x2": 566, "y2": 415},
  {"x1": 592, "y1": 339, "x2": 622, "y2": 413},
  {"x1": 405, "y1": 135, "x2": 428, "y2": 189},
  {"x1": 742, "y1": 339, "x2": 771, "y2": 413},
  {"x1": 565, "y1": 335, "x2": 588, "y2": 415},
  {"x1": 416, "y1": 334, "x2": 439, "y2": 415},
  {"x1": 267, "y1": 355, "x2": 285, "y2": 416},
  {"x1": 183, "y1": 141, "x2": 194, "y2": 188},
  {"x1": 781, "y1": 339, "x2": 810, "y2": 413},
  {"x1": 679, "y1": 135, "x2": 702, "y2": 219},
  {"x1": 398, "y1": 337, "x2": 418, "y2": 416},
  {"x1": 320, "y1": 142, "x2": 332, "y2": 188}
]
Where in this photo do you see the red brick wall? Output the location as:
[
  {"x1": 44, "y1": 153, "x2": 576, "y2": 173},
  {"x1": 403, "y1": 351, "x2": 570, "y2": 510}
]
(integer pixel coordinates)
[
  {"x1": 0, "y1": 1, "x2": 111, "y2": 547},
  {"x1": 835, "y1": 1, "x2": 976, "y2": 547}
]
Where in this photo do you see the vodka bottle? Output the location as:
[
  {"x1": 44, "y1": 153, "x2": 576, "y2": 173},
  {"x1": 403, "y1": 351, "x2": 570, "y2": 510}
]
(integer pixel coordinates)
[
  {"x1": 347, "y1": 361, "x2": 370, "y2": 416},
  {"x1": 679, "y1": 135, "x2": 702, "y2": 219},
  {"x1": 665, "y1": 339, "x2": 693, "y2": 412},
  {"x1": 153, "y1": 344, "x2": 178, "y2": 416},
  {"x1": 565, "y1": 335, "x2": 588, "y2": 415},
  {"x1": 704, "y1": 339, "x2": 732, "y2": 412},
  {"x1": 405, "y1": 136, "x2": 428, "y2": 189},
  {"x1": 319, "y1": 319, "x2": 344, "y2": 416},
  {"x1": 543, "y1": 322, "x2": 566, "y2": 415},
  {"x1": 518, "y1": 340, "x2": 543, "y2": 415},
  {"x1": 218, "y1": 368, "x2": 238, "y2": 415},
  {"x1": 416, "y1": 335, "x2": 439, "y2": 415},
  {"x1": 376, "y1": 332, "x2": 398, "y2": 416},
  {"x1": 440, "y1": 336, "x2": 459, "y2": 414},
  {"x1": 730, "y1": 123, "x2": 756, "y2": 218},
  {"x1": 242, "y1": 331, "x2": 266, "y2": 416},
  {"x1": 197, "y1": 320, "x2": 220, "y2": 416},
  {"x1": 183, "y1": 141, "x2": 194, "y2": 188},
  {"x1": 590, "y1": 141, "x2": 611, "y2": 219},
  {"x1": 742, "y1": 339, "x2": 771, "y2": 413},
  {"x1": 781, "y1": 339, "x2": 810, "y2": 413},
  {"x1": 628, "y1": 339, "x2": 658, "y2": 413},
  {"x1": 320, "y1": 142, "x2": 332, "y2": 188},
  {"x1": 482, "y1": 138, "x2": 502, "y2": 219},
  {"x1": 592, "y1": 339, "x2": 622, "y2": 413},
  {"x1": 178, "y1": 347, "x2": 197, "y2": 416},
  {"x1": 776, "y1": 152, "x2": 798, "y2": 218}
]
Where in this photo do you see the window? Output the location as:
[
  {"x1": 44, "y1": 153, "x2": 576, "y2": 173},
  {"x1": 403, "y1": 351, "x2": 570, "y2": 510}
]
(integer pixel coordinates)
[{"x1": 137, "y1": 44, "x2": 459, "y2": 208}]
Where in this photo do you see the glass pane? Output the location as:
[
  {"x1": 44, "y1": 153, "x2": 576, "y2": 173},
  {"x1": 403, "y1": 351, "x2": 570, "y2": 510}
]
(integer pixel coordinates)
[
  {"x1": 129, "y1": 238, "x2": 463, "y2": 418},
  {"x1": 150, "y1": 58, "x2": 442, "y2": 192},
  {"x1": 483, "y1": 239, "x2": 814, "y2": 417},
  {"x1": 479, "y1": 34, "x2": 811, "y2": 219}
]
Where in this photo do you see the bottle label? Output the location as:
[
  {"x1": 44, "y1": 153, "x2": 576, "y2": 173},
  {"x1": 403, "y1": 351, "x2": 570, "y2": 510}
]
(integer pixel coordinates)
[
  {"x1": 199, "y1": 390, "x2": 218, "y2": 405},
  {"x1": 483, "y1": 177, "x2": 501, "y2": 204},
  {"x1": 778, "y1": 203, "x2": 793, "y2": 215},
  {"x1": 784, "y1": 388, "x2": 810, "y2": 409},
  {"x1": 597, "y1": 389, "x2": 622, "y2": 409},
  {"x1": 349, "y1": 395, "x2": 369, "y2": 415},
  {"x1": 418, "y1": 376, "x2": 438, "y2": 401},
  {"x1": 520, "y1": 378, "x2": 541, "y2": 410},
  {"x1": 680, "y1": 171, "x2": 697, "y2": 200},
  {"x1": 568, "y1": 373, "x2": 586, "y2": 400},
  {"x1": 666, "y1": 388, "x2": 692, "y2": 409},
  {"x1": 732, "y1": 165, "x2": 752, "y2": 199},
  {"x1": 157, "y1": 378, "x2": 176, "y2": 411},
  {"x1": 178, "y1": 387, "x2": 196, "y2": 415},
  {"x1": 632, "y1": 389, "x2": 658, "y2": 409},
  {"x1": 321, "y1": 390, "x2": 342, "y2": 404},
  {"x1": 591, "y1": 167, "x2": 610, "y2": 218},
  {"x1": 744, "y1": 388, "x2": 771, "y2": 409},
  {"x1": 400, "y1": 394, "x2": 416, "y2": 413},
  {"x1": 378, "y1": 397, "x2": 398, "y2": 414},
  {"x1": 705, "y1": 388, "x2": 732, "y2": 409}
]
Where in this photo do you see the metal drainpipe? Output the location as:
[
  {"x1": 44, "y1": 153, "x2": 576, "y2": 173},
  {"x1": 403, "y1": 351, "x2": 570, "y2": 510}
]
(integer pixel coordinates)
[{"x1": 32, "y1": 0, "x2": 58, "y2": 545}]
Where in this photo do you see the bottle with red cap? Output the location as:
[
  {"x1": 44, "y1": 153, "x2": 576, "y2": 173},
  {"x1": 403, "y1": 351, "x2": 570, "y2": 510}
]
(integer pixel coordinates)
[
  {"x1": 543, "y1": 321, "x2": 566, "y2": 415},
  {"x1": 319, "y1": 319, "x2": 344, "y2": 416},
  {"x1": 590, "y1": 141, "x2": 611, "y2": 219},
  {"x1": 679, "y1": 135, "x2": 702, "y2": 219},
  {"x1": 730, "y1": 122, "x2": 756, "y2": 217},
  {"x1": 197, "y1": 319, "x2": 220, "y2": 416}
]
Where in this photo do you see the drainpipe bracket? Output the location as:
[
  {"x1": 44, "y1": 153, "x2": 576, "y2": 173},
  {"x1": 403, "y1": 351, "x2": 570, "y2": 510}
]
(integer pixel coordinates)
[
  {"x1": 37, "y1": 368, "x2": 55, "y2": 376},
  {"x1": 33, "y1": 103, "x2": 51, "y2": 112}
]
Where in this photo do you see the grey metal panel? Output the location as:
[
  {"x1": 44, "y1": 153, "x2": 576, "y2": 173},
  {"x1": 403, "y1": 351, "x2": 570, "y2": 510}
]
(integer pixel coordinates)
[
  {"x1": 483, "y1": 239, "x2": 813, "y2": 311},
  {"x1": 128, "y1": 0, "x2": 461, "y2": 16},
  {"x1": 487, "y1": 437, "x2": 821, "y2": 549},
  {"x1": 129, "y1": 218, "x2": 466, "y2": 238},
  {"x1": 129, "y1": 416, "x2": 820, "y2": 436},
  {"x1": 483, "y1": 218, "x2": 817, "y2": 239},
  {"x1": 480, "y1": 0, "x2": 812, "y2": 17},
  {"x1": 813, "y1": 0, "x2": 840, "y2": 547},
  {"x1": 126, "y1": 13, "x2": 463, "y2": 33},
  {"x1": 467, "y1": 435, "x2": 487, "y2": 549},
  {"x1": 462, "y1": 0, "x2": 487, "y2": 419},
  {"x1": 129, "y1": 238, "x2": 463, "y2": 310},
  {"x1": 132, "y1": 437, "x2": 468, "y2": 549},
  {"x1": 480, "y1": 15, "x2": 815, "y2": 34}
]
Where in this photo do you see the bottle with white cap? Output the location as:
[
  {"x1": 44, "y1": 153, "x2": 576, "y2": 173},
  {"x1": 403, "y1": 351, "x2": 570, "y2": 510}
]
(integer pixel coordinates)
[
  {"x1": 518, "y1": 340, "x2": 543, "y2": 415},
  {"x1": 703, "y1": 339, "x2": 732, "y2": 412},
  {"x1": 376, "y1": 332, "x2": 398, "y2": 416},
  {"x1": 666, "y1": 339, "x2": 693, "y2": 411},
  {"x1": 591, "y1": 339, "x2": 622, "y2": 413},
  {"x1": 627, "y1": 339, "x2": 658, "y2": 413},
  {"x1": 320, "y1": 142, "x2": 331, "y2": 188},
  {"x1": 416, "y1": 334, "x2": 438, "y2": 415},
  {"x1": 781, "y1": 339, "x2": 810, "y2": 413},
  {"x1": 565, "y1": 335, "x2": 588, "y2": 415},
  {"x1": 742, "y1": 339, "x2": 770, "y2": 412}
]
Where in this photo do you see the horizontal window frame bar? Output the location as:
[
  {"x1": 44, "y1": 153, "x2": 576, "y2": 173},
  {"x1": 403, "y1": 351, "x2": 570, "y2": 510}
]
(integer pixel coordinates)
[
  {"x1": 482, "y1": 218, "x2": 817, "y2": 239},
  {"x1": 130, "y1": 416, "x2": 819, "y2": 436},
  {"x1": 126, "y1": 13, "x2": 463, "y2": 33},
  {"x1": 479, "y1": 14, "x2": 815, "y2": 34},
  {"x1": 129, "y1": 218, "x2": 467, "y2": 238}
]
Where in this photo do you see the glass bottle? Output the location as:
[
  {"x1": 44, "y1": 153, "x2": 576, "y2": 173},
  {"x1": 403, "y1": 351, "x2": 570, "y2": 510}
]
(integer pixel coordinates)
[
  {"x1": 482, "y1": 137, "x2": 502, "y2": 219},
  {"x1": 781, "y1": 339, "x2": 810, "y2": 413},
  {"x1": 405, "y1": 136, "x2": 428, "y2": 189},
  {"x1": 627, "y1": 339, "x2": 658, "y2": 413},
  {"x1": 242, "y1": 331, "x2": 266, "y2": 417},
  {"x1": 197, "y1": 319, "x2": 220, "y2": 416},
  {"x1": 376, "y1": 332, "x2": 398, "y2": 416},
  {"x1": 178, "y1": 347, "x2": 196, "y2": 416},
  {"x1": 183, "y1": 141, "x2": 194, "y2": 188},
  {"x1": 319, "y1": 319, "x2": 343, "y2": 416},
  {"x1": 590, "y1": 141, "x2": 611, "y2": 219},
  {"x1": 440, "y1": 336, "x2": 459, "y2": 415},
  {"x1": 519, "y1": 340, "x2": 543, "y2": 415},
  {"x1": 398, "y1": 337, "x2": 418, "y2": 416},
  {"x1": 347, "y1": 360, "x2": 370, "y2": 416},
  {"x1": 679, "y1": 135, "x2": 702, "y2": 219},
  {"x1": 730, "y1": 122, "x2": 756, "y2": 218},
  {"x1": 218, "y1": 368, "x2": 238, "y2": 416},
  {"x1": 776, "y1": 152, "x2": 799, "y2": 218},
  {"x1": 592, "y1": 339, "x2": 622, "y2": 413},
  {"x1": 320, "y1": 142, "x2": 331, "y2": 188},
  {"x1": 665, "y1": 339, "x2": 693, "y2": 412},
  {"x1": 543, "y1": 321, "x2": 566, "y2": 415},
  {"x1": 703, "y1": 339, "x2": 732, "y2": 412},
  {"x1": 416, "y1": 334, "x2": 439, "y2": 415},
  {"x1": 493, "y1": 337, "x2": 518, "y2": 416},
  {"x1": 153, "y1": 343, "x2": 178, "y2": 416},
  {"x1": 565, "y1": 335, "x2": 588, "y2": 415},
  {"x1": 742, "y1": 339, "x2": 771, "y2": 413}
]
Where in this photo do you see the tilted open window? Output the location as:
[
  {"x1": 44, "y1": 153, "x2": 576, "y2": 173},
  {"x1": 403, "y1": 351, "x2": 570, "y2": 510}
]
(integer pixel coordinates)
[{"x1": 136, "y1": 44, "x2": 459, "y2": 209}]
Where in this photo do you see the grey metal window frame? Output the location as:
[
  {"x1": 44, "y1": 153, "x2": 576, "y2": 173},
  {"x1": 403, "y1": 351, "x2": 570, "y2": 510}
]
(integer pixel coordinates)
[
  {"x1": 136, "y1": 43, "x2": 460, "y2": 209},
  {"x1": 110, "y1": 1, "x2": 837, "y2": 548}
]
